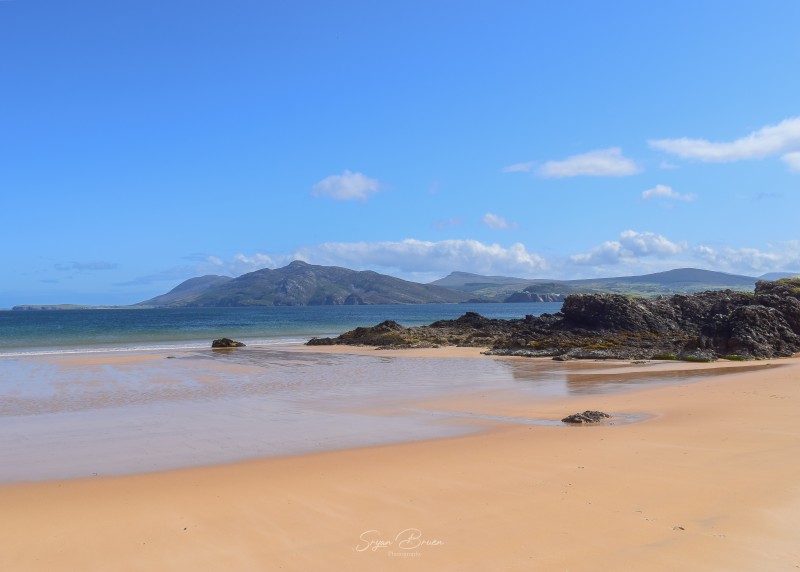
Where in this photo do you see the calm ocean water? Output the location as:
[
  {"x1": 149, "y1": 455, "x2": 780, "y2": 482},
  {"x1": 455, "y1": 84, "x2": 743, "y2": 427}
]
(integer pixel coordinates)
[{"x1": 0, "y1": 302, "x2": 562, "y2": 356}]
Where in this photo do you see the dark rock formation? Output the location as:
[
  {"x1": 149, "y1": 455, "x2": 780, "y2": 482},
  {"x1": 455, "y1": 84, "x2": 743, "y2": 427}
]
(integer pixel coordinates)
[
  {"x1": 307, "y1": 279, "x2": 800, "y2": 360},
  {"x1": 308, "y1": 321, "x2": 412, "y2": 347},
  {"x1": 211, "y1": 338, "x2": 246, "y2": 348},
  {"x1": 562, "y1": 411, "x2": 611, "y2": 424}
]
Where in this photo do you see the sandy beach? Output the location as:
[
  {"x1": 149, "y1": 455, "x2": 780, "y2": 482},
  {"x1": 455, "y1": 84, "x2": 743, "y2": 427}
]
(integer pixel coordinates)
[{"x1": 1, "y1": 348, "x2": 799, "y2": 571}]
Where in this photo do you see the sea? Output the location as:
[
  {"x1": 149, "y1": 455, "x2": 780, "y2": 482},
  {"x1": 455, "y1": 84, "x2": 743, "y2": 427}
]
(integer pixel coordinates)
[
  {"x1": 0, "y1": 302, "x2": 760, "y2": 483},
  {"x1": 2, "y1": 302, "x2": 583, "y2": 482},
  {"x1": 0, "y1": 302, "x2": 563, "y2": 356}
]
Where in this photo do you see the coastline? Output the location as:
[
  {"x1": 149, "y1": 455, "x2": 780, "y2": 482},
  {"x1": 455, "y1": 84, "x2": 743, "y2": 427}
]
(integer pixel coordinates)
[{"x1": 1, "y1": 347, "x2": 799, "y2": 570}]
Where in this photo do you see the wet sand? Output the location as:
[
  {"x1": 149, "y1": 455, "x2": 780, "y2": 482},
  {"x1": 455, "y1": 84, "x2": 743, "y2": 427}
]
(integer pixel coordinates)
[
  {"x1": 2, "y1": 345, "x2": 737, "y2": 483},
  {"x1": 1, "y1": 347, "x2": 799, "y2": 570}
]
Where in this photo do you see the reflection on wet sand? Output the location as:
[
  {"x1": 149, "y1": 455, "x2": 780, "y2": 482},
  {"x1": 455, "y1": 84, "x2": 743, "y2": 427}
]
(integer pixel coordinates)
[
  {"x1": 504, "y1": 358, "x2": 784, "y2": 396},
  {"x1": 1, "y1": 346, "x2": 784, "y2": 483}
]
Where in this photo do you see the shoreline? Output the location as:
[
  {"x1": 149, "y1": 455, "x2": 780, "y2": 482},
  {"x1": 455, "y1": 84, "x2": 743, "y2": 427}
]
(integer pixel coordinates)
[
  {"x1": 0, "y1": 345, "x2": 792, "y2": 481},
  {"x1": 1, "y1": 348, "x2": 799, "y2": 569},
  {"x1": 0, "y1": 337, "x2": 312, "y2": 359}
]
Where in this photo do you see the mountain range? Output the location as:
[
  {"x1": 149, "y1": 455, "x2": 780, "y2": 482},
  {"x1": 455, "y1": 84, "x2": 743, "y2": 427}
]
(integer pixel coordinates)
[
  {"x1": 137, "y1": 264, "x2": 800, "y2": 308},
  {"x1": 135, "y1": 261, "x2": 473, "y2": 307},
  {"x1": 429, "y1": 267, "x2": 793, "y2": 301},
  {"x1": 11, "y1": 263, "x2": 800, "y2": 310}
]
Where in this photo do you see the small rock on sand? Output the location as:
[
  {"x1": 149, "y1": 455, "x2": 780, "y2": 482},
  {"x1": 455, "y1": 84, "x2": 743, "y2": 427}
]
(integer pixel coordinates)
[
  {"x1": 561, "y1": 410, "x2": 611, "y2": 424},
  {"x1": 211, "y1": 338, "x2": 246, "y2": 348}
]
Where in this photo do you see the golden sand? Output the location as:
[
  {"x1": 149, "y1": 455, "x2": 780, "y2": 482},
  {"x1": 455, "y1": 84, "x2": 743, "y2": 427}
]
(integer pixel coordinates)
[{"x1": 1, "y1": 350, "x2": 798, "y2": 571}]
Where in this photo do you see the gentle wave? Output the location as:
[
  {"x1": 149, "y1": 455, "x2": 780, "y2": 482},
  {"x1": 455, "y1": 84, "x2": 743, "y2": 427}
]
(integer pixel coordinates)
[
  {"x1": 0, "y1": 303, "x2": 562, "y2": 358},
  {"x1": 0, "y1": 337, "x2": 309, "y2": 358}
]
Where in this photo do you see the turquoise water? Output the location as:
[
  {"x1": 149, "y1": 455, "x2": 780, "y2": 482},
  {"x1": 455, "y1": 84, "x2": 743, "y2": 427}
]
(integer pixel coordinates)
[{"x1": 0, "y1": 303, "x2": 562, "y2": 356}]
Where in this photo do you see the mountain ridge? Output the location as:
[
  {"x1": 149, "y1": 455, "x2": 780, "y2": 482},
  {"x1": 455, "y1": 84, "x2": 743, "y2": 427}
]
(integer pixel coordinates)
[
  {"x1": 431, "y1": 267, "x2": 800, "y2": 300},
  {"x1": 136, "y1": 275, "x2": 233, "y2": 307},
  {"x1": 12, "y1": 264, "x2": 800, "y2": 309},
  {"x1": 141, "y1": 261, "x2": 474, "y2": 307}
]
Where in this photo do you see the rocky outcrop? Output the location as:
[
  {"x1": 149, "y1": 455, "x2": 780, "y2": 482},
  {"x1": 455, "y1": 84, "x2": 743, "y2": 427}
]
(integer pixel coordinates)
[
  {"x1": 307, "y1": 321, "x2": 411, "y2": 347},
  {"x1": 307, "y1": 279, "x2": 800, "y2": 360},
  {"x1": 562, "y1": 411, "x2": 611, "y2": 423},
  {"x1": 211, "y1": 338, "x2": 246, "y2": 348}
]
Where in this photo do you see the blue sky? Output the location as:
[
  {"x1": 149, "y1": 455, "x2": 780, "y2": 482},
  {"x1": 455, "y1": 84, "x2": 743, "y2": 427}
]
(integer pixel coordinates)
[{"x1": 2, "y1": 1, "x2": 799, "y2": 306}]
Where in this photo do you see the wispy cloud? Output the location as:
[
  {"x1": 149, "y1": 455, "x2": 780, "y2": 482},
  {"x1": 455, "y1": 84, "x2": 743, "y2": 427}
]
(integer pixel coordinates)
[
  {"x1": 119, "y1": 252, "x2": 288, "y2": 286},
  {"x1": 754, "y1": 192, "x2": 783, "y2": 201},
  {"x1": 202, "y1": 252, "x2": 302, "y2": 276},
  {"x1": 311, "y1": 170, "x2": 382, "y2": 201},
  {"x1": 781, "y1": 151, "x2": 800, "y2": 172},
  {"x1": 649, "y1": 117, "x2": 800, "y2": 163},
  {"x1": 432, "y1": 216, "x2": 463, "y2": 230},
  {"x1": 116, "y1": 266, "x2": 201, "y2": 286},
  {"x1": 570, "y1": 230, "x2": 687, "y2": 266},
  {"x1": 121, "y1": 237, "x2": 800, "y2": 290},
  {"x1": 501, "y1": 161, "x2": 535, "y2": 173},
  {"x1": 219, "y1": 253, "x2": 288, "y2": 275},
  {"x1": 539, "y1": 147, "x2": 639, "y2": 178},
  {"x1": 55, "y1": 261, "x2": 118, "y2": 272},
  {"x1": 642, "y1": 184, "x2": 696, "y2": 202},
  {"x1": 482, "y1": 213, "x2": 517, "y2": 229}
]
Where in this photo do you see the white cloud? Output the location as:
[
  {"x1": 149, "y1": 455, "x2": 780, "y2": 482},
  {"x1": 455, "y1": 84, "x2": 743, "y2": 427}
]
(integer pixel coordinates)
[
  {"x1": 781, "y1": 151, "x2": 800, "y2": 172},
  {"x1": 539, "y1": 147, "x2": 639, "y2": 178},
  {"x1": 293, "y1": 239, "x2": 547, "y2": 278},
  {"x1": 482, "y1": 213, "x2": 517, "y2": 229},
  {"x1": 231, "y1": 253, "x2": 277, "y2": 272},
  {"x1": 570, "y1": 230, "x2": 687, "y2": 266},
  {"x1": 292, "y1": 237, "x2": 799, "y2": 279},
  {"x1": 694, "y1": 243, "x2": 800, "y2": 274},
  {"x1": 125, "y1": 238, "x2": 800, "y2": 291},
  {"x1": 501, "y1": 161, "x2": 535, "y2": 173},
  {"x1": 311, "y1": 170, "x2": 381, "y2": 201},
  {"x1": 642, "y1": 184, "x2": 696, "y2": 202},
  {"x1": 55, "y1": 261, "x2": 118, "y2": 272},
  {"x1": 116, "y1": 266, "x2": 202, "y2": 286},
  {"x1": 202, "y1": 252, "x2": 294, "y2": 277},
  {"x1": 649, "y1": 117, "x2": 800, "y2": 162}
]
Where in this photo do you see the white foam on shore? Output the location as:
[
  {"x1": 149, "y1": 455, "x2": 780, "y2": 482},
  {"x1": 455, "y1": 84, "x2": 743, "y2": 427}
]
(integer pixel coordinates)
[{"x1": 0, "y1": 337, "x2": 309, "y2": 359}]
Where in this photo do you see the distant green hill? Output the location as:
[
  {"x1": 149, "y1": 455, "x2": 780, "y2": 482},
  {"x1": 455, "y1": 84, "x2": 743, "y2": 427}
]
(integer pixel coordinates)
[
  {"x1": 429, "y1": 271, "x2": 551, "y2": 300},
  {"x1": 431, "y1": 267, "x2": 796, "y2": 301},
  {"x1": 429, "y1": 271, "x2": 535, "y2": 291},
  {"x1": 16, "y1": 265, "x2": 800, "y2": 310},
  {"x1": 141, "y1": 261, "x2": 474, "y2": 307},
  {"x1": 759, "y1": 272, "x2": 800, "y2": 281},
  {"x1": 136, "y1": 275, "x2": 233, "y2": 307},
  {"x1": 562, "y1": 268, "x2": 758, "y2": 297}
]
